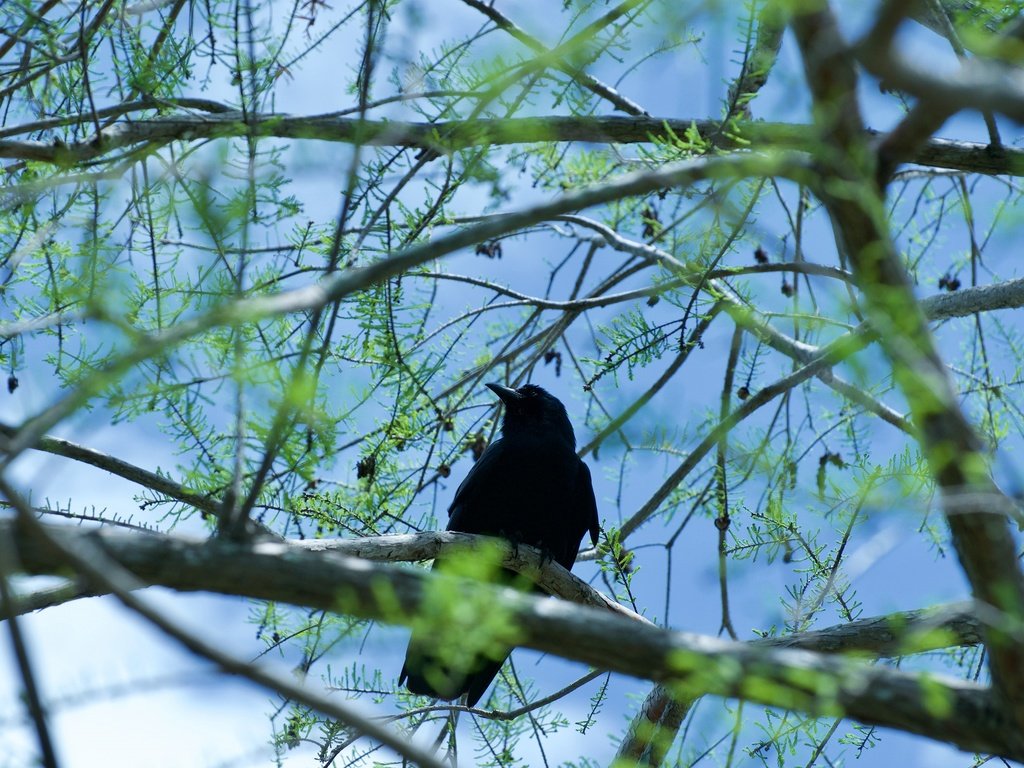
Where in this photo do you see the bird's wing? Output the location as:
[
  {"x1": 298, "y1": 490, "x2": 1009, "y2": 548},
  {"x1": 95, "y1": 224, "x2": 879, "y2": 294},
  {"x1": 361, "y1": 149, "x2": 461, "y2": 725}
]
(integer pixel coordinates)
[
  {"x1": 401, "y1": 437, "x2": 513, "y2": 705},
  {"x1": 576, "y1": 460, "x2": 600, "y2": 548},
  {"x1": 447, "y1": 437, "x2": 506, "y2": 530}
]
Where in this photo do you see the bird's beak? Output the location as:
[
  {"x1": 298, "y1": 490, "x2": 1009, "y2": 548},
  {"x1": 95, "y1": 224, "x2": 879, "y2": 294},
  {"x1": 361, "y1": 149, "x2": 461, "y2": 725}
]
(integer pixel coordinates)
[{"x1": 485, "y1": 382, "x2": 521, "y2": 405}]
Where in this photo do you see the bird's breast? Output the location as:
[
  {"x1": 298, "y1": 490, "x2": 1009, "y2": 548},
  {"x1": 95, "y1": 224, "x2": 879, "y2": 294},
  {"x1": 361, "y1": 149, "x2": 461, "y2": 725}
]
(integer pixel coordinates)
[{"x1": 451, "y1": 441, "x2": 578, "y2": 529}]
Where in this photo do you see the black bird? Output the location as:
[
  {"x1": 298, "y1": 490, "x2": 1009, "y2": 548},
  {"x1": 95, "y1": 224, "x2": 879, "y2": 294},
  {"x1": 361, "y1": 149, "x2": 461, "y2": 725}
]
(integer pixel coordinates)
[{"x1": 400, "y1": 382, "x2": 600, "y2": 706}]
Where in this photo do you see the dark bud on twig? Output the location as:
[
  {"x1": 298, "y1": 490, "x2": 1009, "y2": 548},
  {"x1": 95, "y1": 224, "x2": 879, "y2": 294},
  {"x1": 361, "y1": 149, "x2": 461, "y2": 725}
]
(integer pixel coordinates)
[
  {"x1": 780, "y1": 280, "x2": 794, "y2": 297},
  {"x1": 938, "y1": 272, "x2": 960, "y2": 292},
  {"x1": 475, "y1": 240, "x2": 502, "y2": 259},
  {"x1": 356, "y1": 455, "x2": 376, "y2": 481},
  {"x1": 469, "y1": 433, "x2": 487, "y2": 462},
  {"x1": 543, "y1": 350, "x2": 563, "y2": 377},
  {"x1": 782, "y1": 540, "x2": 794, "y2": 563},
  {"x1": 641, "y1": 204, "x2": 660, "y2": 239},
  {"x1": 754, "y1": 246, "x2": 768, "y2": 264},
  {"x1": 6, "y1": 375, "x2": 17, "y2": 394},
  {"x1": 816, "y1": 450, "x2": 846, "y2": 497},
  {"x1": 823, "y1": 451, "x2": 845, "y2": 469},
  {"x1": 438, "y1": 463, "x2": 451, "y2": 478},
  {"x1": 284, "y1": 717, "x2": 300, "y2": 749},
  {"x1": 612, "y1": 543, "x2": 635, "y2": 574},
  {"x1": 736, "y1": 385, "x2": 749, "y2": 400},
  {"x1": 646, "y1": 294, "x2": 659, "y2": 307}
]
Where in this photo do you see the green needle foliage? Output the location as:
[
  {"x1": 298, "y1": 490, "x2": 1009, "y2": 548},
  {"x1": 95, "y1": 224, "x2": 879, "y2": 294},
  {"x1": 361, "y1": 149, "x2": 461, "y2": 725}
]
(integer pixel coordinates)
[{"x1": 3, "y1": 1, "x2": 1024, "y2": 766}]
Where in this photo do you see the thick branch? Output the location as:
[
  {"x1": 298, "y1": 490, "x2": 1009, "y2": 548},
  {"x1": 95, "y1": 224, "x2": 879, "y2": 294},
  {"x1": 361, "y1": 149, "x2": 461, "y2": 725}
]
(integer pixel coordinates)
[
  {"x1": 617, "y1": 600, "x2": 984, "y2": 766},
  {"x1": 1, "y1": 495, "x2": 446, "y2": 768},
  {"x1": 858, "y1": 39, "x2": 1024, "y2": 125},
  {"x1": 617, "y1": 684, "x2": 689, "y2": 767},
  {"x1": 293, "y1": 531, "x2": 650, "y2": 625},
  {"x1": 911, "y1": 1, "x2": 1010, "y2": 49},
  {"x1": 793, "y1": 0, "x2": 1024, "y2": 728},
  {"x1": 4, "y1": 520, "x2": 1020, "y2": 760},
  {"x1": 871, "y1": 0, "x2": 1019, "y2": 183},
  {"x1": 726, "y1": 2, "x2": 786, "y2": 118},
  {"x1": 1, "y1": 113, "x2": 1021, "y2": 176}
]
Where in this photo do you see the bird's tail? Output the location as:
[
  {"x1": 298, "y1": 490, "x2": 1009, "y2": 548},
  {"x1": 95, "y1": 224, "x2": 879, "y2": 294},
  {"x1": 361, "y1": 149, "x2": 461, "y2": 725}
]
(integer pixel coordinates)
[{"x1": 400, "y1": 639, "x2": 507, "y2": 707}]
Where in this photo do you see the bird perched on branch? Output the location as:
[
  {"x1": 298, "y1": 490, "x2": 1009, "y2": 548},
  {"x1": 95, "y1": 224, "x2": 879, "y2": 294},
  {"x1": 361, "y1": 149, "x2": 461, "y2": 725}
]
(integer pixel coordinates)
[{"x1": 400, "y1": 382, "x2": 600, "y2": 706}]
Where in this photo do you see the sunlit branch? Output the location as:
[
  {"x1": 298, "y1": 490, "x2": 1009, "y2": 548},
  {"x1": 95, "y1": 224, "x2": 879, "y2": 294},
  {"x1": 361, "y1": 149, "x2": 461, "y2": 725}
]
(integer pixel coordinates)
[
  {"x1": 5, "y1": 517, "x2": 1020, "y2": 760},
  {"x1": 2, "y1": 113, "x2": 1021, "y2": 176}
]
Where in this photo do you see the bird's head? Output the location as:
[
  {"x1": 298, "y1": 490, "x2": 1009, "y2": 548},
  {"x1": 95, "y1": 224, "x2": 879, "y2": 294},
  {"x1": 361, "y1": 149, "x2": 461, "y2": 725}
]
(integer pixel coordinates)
[{"x1": 486, "y1": 382, "x2": 575, "y2": 448}]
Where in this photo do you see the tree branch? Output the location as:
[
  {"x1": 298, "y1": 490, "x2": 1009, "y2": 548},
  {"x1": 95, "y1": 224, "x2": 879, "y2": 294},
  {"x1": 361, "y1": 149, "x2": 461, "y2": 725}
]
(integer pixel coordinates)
[
  {"x1": 0, "y1": 535, "x2": 58, "y2": 768},
  {"x1": 792, "y1": 0, "x2": 1024, "y2": 729},
  {"x1": 857, "y1": 37, "x2": 1024, "y2": 124},
  {"x1": 292, "y1": 531, "x2": 651, "y2": 625},
  {"x1": 0, "y1": 423, "x2": 217, "y2": 515},
  {"x1": 1, "y1": 113, "x2": 1021, "y2": 176},
  {"x1": 617, "y1": 600, "x2": 985, "y2": 766},
  {"x1": 725, "y1": 1, "x2": 786, "y2": 119},
  {"x1": 458, "y1": 0, "x2": 649, "y2": 116},
  {"x1": 3, "y1": 151, "x2": 806, "y2": 464},
  {"x1": 4, "y1": 519, "x2": 1020, "y2": 760}
]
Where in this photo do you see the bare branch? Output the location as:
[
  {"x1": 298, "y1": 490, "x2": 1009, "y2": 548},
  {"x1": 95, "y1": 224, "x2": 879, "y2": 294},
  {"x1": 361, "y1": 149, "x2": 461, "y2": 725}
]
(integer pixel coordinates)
[
  {"x1": 0, "y1": 535, "x2": 59, "y2": 768},
  {"x1": 5, "y1": 518, "x2": 1019, "y2": 760},
  {"x1": 793, "y1": 0, "x2": 1024, "y2": 728},
  {"x1": 2, "y1": 114, "x2": 1022, "y2": 177},
  {"x1": 0, "y1": 424, "x2": 217, "y2": 515},
  {"x1": 619, "y1": 601, "x2": 984, "y2": 766},
  {"x1": 294, "y1": 531, "x2": 651, "y2": 625},
  {"x1": 858, "y1": 24, "x2": 1024, "y2": 123}
]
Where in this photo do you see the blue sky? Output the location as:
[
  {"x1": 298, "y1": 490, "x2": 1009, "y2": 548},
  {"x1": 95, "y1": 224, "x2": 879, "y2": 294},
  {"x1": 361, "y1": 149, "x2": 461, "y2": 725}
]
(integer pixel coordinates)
[{"x1": 2, "y1": 2, "x2": 1022, "y2": 766}]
